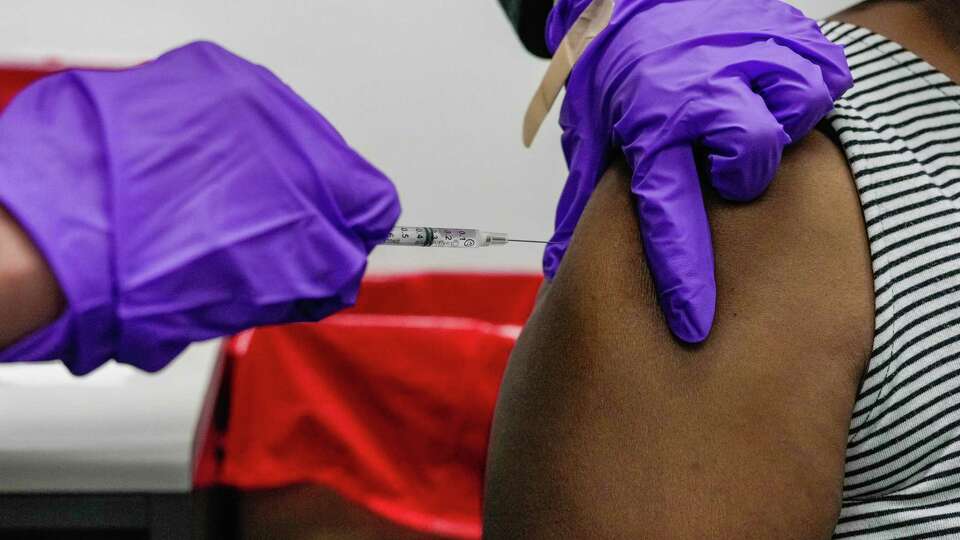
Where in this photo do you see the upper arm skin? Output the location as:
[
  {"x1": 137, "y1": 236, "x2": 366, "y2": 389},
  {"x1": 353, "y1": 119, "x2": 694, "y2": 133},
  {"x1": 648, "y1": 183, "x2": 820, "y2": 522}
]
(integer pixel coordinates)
[
  {"x1": 0, "y1": 204, "x2": 64, "y2": 350},
  {"x1": 483, "y1": 130, "x2": 875, "y2": 539}
]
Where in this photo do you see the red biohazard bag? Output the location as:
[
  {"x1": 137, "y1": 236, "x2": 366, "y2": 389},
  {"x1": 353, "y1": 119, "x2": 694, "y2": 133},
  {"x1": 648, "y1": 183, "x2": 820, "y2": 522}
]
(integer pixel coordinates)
[{"x1": 194, "y1": 273, "x2": 542, "y2": 539}]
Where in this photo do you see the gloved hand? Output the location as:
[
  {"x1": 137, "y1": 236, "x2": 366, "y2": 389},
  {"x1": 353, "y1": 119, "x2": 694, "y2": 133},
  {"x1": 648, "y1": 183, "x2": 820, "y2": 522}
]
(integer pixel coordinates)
[
  {"x1": 543, "y1": 0, "x2": 852, "y2": 342},
  {"x1": 0, "y1": 41, "x2": 400, "y2": 374}
]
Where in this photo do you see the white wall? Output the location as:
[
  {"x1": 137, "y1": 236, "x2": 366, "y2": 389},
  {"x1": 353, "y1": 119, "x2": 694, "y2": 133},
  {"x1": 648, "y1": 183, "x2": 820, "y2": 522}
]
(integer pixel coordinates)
[{"x1": 0, "y1": 0, "x2": 866, "y2": 276}]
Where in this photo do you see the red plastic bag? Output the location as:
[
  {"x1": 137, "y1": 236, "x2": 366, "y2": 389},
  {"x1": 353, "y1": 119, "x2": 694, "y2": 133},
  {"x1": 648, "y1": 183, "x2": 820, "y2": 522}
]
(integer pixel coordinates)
[
  {"x1": 195, "y1": 273, "x2": 542, "y2": 538},
  {"x1": 0, "y1": 64, "x2": 61, "y2": 110}
]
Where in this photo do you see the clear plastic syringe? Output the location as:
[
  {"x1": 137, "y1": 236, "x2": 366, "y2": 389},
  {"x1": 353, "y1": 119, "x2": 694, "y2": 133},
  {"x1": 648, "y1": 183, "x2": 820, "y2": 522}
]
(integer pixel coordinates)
[{"x1": 382, "y1": 226, "x2": 546, "y2": 248}]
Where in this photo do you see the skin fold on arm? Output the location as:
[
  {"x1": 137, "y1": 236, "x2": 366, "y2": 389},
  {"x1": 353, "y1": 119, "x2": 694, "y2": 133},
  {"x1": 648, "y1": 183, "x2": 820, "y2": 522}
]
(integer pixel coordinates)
[
  {"x1": 483, "y1": 130, "x2": 875, "y2": 539},
  {"x1": 0, "y1": 204, "x2": 64, "y2": 350}
]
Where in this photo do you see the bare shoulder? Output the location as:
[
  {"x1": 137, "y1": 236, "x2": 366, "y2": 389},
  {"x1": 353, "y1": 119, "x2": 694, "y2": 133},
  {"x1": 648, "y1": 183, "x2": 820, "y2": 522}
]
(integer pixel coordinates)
[
  {"x1": 484, "y1": 130, "x2": 874, "y2": 539},
  {"x1": 704, "y1": 128, "x2": 874, "y2": 365}
]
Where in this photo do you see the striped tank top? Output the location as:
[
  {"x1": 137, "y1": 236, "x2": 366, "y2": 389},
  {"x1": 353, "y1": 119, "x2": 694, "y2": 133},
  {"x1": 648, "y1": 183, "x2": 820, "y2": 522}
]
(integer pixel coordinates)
[{"x1": 819, "y1": 21, "x2": 960, "y2": 539}]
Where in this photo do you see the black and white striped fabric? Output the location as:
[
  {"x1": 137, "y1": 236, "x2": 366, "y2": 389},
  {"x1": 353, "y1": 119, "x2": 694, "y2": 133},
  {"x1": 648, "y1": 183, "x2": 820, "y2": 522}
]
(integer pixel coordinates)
[{"x1": 820, "y1": 21, "x2": 960, "y2": 539}]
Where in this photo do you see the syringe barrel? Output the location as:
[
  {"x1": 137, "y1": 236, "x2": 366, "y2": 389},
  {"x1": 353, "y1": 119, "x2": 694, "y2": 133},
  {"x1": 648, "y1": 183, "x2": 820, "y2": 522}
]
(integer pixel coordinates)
[{"x1": 383, "y1": 226, "x2": 507, "y2": 248}]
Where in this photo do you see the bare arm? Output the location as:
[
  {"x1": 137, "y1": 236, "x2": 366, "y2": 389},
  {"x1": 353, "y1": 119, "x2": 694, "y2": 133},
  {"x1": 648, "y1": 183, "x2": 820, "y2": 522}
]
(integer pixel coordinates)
[
  {"x1": 484, "y1": 131, "x2": 874, "y2": 538},
  {"x1": 0, "y1": 204, "x2": 64, "y2": 350}
]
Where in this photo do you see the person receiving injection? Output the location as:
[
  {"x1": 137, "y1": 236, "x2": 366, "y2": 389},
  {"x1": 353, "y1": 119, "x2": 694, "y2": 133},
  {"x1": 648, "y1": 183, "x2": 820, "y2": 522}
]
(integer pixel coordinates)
[{"x1": 0, "y1": 0, "x2": 851, "y2": 373}]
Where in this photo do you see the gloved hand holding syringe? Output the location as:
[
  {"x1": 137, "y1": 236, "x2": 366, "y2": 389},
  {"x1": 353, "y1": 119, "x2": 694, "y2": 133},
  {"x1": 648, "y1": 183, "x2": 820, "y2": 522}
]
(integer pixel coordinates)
[{"x1": 383, "y1": 226, "x2": 547, "y2": 248}]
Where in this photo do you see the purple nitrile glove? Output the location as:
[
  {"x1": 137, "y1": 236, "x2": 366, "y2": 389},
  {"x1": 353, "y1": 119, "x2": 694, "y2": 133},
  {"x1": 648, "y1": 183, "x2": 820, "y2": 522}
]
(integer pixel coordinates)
[
  {"x1": 543, "y1": 0, "x2": 852, "y2": 342},
  {"x1": 0, "y1": 41, "x2": 400, "y2": 374}
]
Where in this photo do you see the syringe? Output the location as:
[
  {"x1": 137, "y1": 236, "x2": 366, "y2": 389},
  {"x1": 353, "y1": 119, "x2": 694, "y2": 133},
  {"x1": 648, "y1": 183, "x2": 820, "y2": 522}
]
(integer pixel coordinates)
[{"x1": 382, "y1": 226, "x2": 546, "y2": 248}]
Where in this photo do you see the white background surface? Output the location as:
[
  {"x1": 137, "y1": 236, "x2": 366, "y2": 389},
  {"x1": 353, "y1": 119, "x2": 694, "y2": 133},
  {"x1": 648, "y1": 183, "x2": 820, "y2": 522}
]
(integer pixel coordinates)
[
  {"x1": 0, "y1": 0, "x2": 865, "y2": 492},
  {"x1": 0, "y1": 342, "x2": 219, "y2": 491}
]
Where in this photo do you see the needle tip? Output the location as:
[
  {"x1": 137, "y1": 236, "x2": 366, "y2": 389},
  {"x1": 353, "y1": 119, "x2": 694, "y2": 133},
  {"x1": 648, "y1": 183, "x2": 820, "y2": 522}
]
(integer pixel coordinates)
[{"x1": 509, "y1": 239, "x2": 549, "y2": 244}]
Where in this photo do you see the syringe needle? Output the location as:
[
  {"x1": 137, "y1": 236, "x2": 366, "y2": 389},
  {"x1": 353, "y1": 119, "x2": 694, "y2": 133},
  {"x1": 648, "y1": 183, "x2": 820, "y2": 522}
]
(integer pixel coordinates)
[{"x1": 509, "y1": 239, "x2": 549, "y2": 244}]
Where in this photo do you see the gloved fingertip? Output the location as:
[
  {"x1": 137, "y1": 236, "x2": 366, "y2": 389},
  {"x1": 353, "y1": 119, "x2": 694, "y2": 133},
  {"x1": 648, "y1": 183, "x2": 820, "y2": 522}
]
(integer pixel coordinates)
[
  {"x1": 541, "y1": 241, "x2": 567, "y2": 280},
  {"x1": 709, "y1": 126, "x2": 788, "y2": 202},
  {"x1": 663, "y1": 282, "x2": 716, "y2": 344},
  {"x1": 362, "y1": 203, "x2": 402, "y2": 253},
  {"x1": 711, "y1": 164, "x2": 776, "y2": 202},
  {"x1": 833, "y1": 71, "x2": 855, "y2": 102},
  {"x1": 824, "y1": 46, "x2": 855, "y2": 100}
]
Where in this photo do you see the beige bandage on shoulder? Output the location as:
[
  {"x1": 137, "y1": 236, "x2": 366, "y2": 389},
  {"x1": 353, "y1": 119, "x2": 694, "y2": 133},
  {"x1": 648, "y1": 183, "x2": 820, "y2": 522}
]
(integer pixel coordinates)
[{"x1": 522, "y1": 0, "x2": 615, "y2": 147}]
